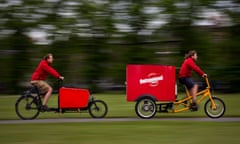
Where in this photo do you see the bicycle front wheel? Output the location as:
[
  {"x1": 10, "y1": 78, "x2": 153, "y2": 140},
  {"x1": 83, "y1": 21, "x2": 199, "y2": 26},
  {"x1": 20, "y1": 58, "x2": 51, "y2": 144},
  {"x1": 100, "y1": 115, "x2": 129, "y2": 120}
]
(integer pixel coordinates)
[
  {"x1": 88, "y1": 100, "x2": 108, "y2": 118},
  {"x1": 15, "y1": 95, "x2": 40, "y2": 120},
  {"x1": 204, "y1": 97, "x2": 225, "y2": 118}
]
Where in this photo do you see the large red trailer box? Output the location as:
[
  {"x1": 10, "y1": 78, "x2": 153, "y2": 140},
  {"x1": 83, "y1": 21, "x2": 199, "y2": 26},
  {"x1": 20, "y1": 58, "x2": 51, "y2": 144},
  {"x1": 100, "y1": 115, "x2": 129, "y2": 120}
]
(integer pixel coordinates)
[
  {"x1": 59, "y1": 87, "x2": 90, "y2": 108},
  {"x1": 126, "y1": 64, "x2": 176, "y2": 102}
]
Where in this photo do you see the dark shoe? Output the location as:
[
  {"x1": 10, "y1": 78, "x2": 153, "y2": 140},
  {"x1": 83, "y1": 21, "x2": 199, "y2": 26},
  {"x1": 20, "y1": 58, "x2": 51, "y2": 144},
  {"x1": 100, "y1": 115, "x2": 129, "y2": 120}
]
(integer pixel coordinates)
[
  {"x1": 40, "y1": 105, "x2": 48, "y2": 112},
  {"x1": 190, "y1": 103, "x2": 198, "y2": 111}
]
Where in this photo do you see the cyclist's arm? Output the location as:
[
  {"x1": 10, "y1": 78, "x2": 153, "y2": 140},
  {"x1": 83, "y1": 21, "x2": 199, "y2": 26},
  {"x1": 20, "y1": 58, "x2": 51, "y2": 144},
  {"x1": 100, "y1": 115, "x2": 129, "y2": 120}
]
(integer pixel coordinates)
[
  {"x1": 42, "y1": 63, "x2": 61, "y2": 79},
  {"x1": 188, "y1": 60, "x2": 205, "y2": 77}
]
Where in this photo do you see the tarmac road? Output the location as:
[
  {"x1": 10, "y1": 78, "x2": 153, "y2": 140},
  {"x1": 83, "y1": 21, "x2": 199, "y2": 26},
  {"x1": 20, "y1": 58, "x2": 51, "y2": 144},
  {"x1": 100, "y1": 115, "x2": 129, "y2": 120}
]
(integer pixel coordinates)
[{"x1": 1, "y1": 117, "x2": 240, "y2": 124}]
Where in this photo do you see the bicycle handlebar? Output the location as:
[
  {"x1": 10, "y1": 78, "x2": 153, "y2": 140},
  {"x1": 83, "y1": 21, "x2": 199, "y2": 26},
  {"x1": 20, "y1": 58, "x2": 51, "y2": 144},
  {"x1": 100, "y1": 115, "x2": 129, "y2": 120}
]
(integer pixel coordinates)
[{"x1": 57, "y1": 79, "x2": 64, "y2": 90}]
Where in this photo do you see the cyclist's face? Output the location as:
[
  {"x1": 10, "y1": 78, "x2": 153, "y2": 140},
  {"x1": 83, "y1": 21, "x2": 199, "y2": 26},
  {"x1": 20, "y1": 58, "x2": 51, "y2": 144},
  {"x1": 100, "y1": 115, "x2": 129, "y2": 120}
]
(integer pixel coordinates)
[
  {"x1": 47, "y1": 55, "x2": 54, "y2": 64},
  {"x1": 192, "y1": 53, "x2": 198, "y2": 60}
]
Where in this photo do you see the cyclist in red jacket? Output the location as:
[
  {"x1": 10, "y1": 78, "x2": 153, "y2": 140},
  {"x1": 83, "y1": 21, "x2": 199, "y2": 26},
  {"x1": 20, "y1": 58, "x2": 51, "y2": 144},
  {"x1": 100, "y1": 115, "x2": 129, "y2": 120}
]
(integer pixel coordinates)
[
  {"x1": 31, "y1": 53, "x2": 64, "y2": 110},
  {"x1": 179, "y1": 50, "x2": 207, "y2": 110}
]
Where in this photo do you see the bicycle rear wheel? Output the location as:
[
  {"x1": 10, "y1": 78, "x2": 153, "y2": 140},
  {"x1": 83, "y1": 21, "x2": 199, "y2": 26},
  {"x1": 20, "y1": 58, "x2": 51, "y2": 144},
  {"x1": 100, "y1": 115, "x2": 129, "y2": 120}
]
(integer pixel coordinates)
[
  {"x1": 88, "y1": 100, "x2": 108, "y2": 118},
  {"x1": 15, "y1": 95, "x2": 40, "y2": 120},
  {"x1": 204, "y1": 97, "x2": 225, "y2": 118},
  {"x1": 135, "y1": 97, "x2": 157, "y2": 119}
]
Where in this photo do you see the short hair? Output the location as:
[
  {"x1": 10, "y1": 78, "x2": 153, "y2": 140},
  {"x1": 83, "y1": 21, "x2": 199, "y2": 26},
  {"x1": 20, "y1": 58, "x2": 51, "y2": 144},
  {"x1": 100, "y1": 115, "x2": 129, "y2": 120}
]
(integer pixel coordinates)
[
  {"x1": 43, "y1": 53, "x2": 53, "y2": 60},
  {"x1": 184, "y1": 50, "x2": 197, "y2": 59}
]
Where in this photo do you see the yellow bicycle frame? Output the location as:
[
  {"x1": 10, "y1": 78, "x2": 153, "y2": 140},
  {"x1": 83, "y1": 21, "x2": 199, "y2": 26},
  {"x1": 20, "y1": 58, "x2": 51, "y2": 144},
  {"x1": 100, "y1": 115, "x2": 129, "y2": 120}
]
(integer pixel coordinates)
[{"x1": 172, "y1": 77, "x2": 217, "y2": 113}]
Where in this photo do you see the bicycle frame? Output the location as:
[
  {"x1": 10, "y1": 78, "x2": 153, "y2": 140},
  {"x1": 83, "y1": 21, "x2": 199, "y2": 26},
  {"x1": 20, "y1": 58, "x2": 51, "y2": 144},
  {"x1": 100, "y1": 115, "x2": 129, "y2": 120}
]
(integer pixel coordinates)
[
  {"x1": 15, "y1": 80, "x2": 108, "y2": 120},
  {"x1": 27, "y1": 81, "x2": 61, "y2": 112},
  {"x1": 172, "y1": 77, "x2": 216, "y2": 113},
  {"x1": 29, "y1": 86, "x2": 43, "y2": 108}
]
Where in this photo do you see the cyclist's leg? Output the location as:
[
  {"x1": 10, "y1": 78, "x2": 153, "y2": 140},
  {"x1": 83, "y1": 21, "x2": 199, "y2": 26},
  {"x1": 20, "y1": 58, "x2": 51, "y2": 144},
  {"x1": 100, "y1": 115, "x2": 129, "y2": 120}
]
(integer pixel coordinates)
[
  {"x1": 39, "y1": 81, "x2": 52, "y2": 106},
  {"x1": 186, "y1": 79, "x2": 198, "y2": 110},
  {"x1": 31, "y1": 80, "x2": 52, "y2": 106},
  {"x1": 179, "y1": 77, "x2": 197, "y2": 104},
  {"x1": 190, "y1": 84, "x2": 198, "y2": 104}
]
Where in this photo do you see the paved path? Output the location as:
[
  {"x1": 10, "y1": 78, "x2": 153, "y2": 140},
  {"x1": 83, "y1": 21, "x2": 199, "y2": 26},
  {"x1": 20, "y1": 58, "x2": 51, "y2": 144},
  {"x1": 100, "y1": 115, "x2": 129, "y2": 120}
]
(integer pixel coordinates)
[{"x1": 1, "y1": 117, "x2": 240, "y2": 124}]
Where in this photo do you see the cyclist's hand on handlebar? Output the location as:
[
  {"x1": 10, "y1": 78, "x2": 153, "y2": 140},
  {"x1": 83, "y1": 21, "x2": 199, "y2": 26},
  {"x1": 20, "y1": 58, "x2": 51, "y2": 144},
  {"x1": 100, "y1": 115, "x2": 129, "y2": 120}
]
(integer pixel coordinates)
[
  {"x1": 202, "y1": 73, "x2": 208, "y2": 78},
  {"x1": 59, "y1": 76, "x2": 64, "y2": 80}
]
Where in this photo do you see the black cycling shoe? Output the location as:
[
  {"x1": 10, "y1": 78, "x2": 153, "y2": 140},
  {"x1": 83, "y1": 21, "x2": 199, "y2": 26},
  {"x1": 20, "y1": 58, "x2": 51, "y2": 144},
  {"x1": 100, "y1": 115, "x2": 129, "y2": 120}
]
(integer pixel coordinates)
[
  {"x1": 40, "y1": 105, "x2": 48, "y2": 112},
  {"x1": 190, "y1": 103, "x2": 198, "y2": 111}
]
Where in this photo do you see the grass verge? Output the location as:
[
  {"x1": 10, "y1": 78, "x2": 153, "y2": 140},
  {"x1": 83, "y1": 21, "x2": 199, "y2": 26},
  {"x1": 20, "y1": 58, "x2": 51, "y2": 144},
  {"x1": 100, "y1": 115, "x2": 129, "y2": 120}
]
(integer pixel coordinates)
[
  {"x1": 0, "y1": 93, "x2": 239, "y2": 120},
  {"x1": 0, "y1": 121, "x2": 240, "y2": 144}
]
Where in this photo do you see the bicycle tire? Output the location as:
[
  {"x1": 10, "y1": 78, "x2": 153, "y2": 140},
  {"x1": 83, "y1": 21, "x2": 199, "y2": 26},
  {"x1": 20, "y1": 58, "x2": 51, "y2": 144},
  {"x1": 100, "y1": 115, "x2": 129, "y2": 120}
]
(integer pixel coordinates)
[
  {"x1": 204, "y1": 97, "x2": 225, "y2": 118},
  {"x1": 88, "y1": 100, "x2": 108, "y2": 118},
  {"x1": 135, "y1": 97, "x2": 157, "y2": 119},
  {"x1": 15, "y1": 95, "x2": 40, "y2": 120}
]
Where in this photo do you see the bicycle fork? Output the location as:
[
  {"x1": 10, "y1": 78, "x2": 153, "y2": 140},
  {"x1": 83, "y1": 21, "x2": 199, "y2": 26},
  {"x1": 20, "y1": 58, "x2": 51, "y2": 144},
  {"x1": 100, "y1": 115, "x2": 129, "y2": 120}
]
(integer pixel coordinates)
[{"x1": 207, "y1": 93, "x2": 217, "y2": 110}]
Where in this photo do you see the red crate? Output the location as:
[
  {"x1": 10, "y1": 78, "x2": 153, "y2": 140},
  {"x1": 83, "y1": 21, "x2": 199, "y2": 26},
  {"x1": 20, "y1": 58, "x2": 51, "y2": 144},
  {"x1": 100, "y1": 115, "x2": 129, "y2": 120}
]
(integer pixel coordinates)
[
  {"x1": 126, "y1": 64, "x2": 176, "y2": 102},
  {"x1": 59, "y1": 87, "x2": 90, "y2": 108}
]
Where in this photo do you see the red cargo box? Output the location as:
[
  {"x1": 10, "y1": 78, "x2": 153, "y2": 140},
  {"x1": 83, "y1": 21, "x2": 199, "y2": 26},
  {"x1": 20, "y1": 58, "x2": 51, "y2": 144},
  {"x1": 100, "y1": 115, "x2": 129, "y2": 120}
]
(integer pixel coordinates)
[
  {"x1": 59, "y1": 87, "x2": 90, "y2": 108},
  {"x1": 126, "y1": 64, "x2": 176, "y2": 102}
]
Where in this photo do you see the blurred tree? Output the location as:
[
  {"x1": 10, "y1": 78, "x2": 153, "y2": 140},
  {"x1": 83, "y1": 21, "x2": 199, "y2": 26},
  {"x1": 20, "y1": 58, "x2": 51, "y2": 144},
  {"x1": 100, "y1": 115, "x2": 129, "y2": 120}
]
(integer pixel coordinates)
[
  {"x1": 0, "y1": 1, "x2": 36, "y2": 93},
  {"x1": 8, "y1": 30, "x2": 32, "y2": 93},
  {"x1": 0, "y1": 0, "x2": 240, "y2": 93}
]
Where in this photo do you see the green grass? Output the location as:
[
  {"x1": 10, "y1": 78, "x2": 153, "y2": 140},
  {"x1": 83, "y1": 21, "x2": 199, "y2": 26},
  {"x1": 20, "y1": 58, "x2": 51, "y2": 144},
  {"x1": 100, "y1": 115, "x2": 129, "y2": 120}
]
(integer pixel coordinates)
[
  {"x1": 0, "y1": 93, "x2": 240, "y2": 144},
  {"x1": 0, "y1": 93, "x2": 239, "y2": 120},
  {"x1": 0, "y1": 121, "x2": 240, "y2": 144}
]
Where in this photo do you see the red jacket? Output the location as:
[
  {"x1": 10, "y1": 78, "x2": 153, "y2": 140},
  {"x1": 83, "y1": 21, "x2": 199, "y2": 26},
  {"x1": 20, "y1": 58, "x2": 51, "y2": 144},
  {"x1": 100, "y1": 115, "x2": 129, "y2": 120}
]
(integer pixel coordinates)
[
  {"x1": 179, "y1": 58, "x2": 204, "y2": 78},
  {"x1": 31, "y1": 60, "x2": 60, "y2": 81}
]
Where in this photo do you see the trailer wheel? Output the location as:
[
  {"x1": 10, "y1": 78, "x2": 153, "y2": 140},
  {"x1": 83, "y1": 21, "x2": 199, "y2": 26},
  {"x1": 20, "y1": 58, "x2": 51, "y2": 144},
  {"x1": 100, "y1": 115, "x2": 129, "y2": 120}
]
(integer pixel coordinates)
[{"x1": 135, "y1": 97, "x2": 156, "y2": 119}]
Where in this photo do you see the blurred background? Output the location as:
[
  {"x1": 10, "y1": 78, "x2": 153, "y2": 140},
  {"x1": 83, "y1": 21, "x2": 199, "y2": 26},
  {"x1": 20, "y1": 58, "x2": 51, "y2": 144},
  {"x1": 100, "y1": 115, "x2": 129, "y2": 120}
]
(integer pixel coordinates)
[{"x1": 0, "y1": 0, "x2": 240, "y2": 94}]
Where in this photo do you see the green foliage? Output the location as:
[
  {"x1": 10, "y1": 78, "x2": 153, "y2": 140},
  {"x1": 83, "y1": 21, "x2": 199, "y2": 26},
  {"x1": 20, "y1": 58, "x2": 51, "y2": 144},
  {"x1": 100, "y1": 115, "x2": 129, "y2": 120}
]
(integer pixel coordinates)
[{"x1": 0, "y1": 0, "x2": 240, "y2": 93}]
